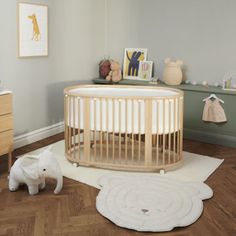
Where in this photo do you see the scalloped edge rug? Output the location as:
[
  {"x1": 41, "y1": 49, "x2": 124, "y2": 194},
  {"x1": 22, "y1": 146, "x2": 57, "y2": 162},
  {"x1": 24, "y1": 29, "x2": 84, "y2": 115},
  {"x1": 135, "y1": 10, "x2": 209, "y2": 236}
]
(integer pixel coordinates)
[{"x1": 96, "y1": 174, "x2": 213, "y2": 232}]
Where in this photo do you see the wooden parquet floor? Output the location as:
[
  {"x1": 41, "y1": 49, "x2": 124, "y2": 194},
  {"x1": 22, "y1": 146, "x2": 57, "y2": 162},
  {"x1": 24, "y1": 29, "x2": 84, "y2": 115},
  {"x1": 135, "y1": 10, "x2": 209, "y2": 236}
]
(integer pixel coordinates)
[{"x1": 0, "y1": 133, "x2": 235, "y2": 236}]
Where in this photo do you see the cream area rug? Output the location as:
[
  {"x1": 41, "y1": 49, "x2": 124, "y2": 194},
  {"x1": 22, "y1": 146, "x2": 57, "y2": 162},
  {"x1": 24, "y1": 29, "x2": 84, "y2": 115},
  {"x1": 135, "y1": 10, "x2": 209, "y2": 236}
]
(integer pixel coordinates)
[
  {"x1": 27, "y1": 140, "x2": 224, "y2": 189},
  {"x1": 26, "y1": 140, "x2": 223, "y2": 232}
]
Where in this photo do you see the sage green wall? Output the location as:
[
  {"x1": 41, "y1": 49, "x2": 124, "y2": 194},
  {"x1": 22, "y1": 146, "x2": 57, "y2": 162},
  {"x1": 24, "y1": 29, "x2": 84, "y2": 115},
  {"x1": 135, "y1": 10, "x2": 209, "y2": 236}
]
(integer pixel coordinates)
[
  {"x1": 0, "y1": 0, "x2": 106, "y2": 136},
  {"x1": 107, "y1": 0, "x2": 236, "y2": 85},
  {"x1": 184, "y1": 90, "x2": 236, "y2": 147}
]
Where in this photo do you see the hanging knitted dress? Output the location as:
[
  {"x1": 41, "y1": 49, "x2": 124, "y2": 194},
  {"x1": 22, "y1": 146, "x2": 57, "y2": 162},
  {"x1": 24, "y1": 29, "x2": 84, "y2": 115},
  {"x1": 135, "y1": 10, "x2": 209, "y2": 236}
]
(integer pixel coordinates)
[{"x1": 202, "y1": 99, "x2": 227, "y2": 123}]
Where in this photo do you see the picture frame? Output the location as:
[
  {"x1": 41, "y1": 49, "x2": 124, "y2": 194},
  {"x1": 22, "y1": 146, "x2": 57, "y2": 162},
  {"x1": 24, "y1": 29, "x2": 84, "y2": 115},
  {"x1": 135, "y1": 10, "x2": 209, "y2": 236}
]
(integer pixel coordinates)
[
  {"x1": 18, "y1": 3, "x2": 48, "y2": 57},
  {"x1": 123, "y1": 48, "x2": 147, "y2": 79},
  {"x1": 138, "y1": 61, "x2": 153, "y2": 81}
]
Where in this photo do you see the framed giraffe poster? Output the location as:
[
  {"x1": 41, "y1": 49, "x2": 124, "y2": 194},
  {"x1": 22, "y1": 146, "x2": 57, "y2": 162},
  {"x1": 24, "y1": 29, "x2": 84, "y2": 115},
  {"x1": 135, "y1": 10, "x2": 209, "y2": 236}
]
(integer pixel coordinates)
[
  {"x1": 123, "y1": 48, "x2": 147, "y2": 80},
  {"x1": 18, "y1": 3, "x2": 48, "y2": 57}
]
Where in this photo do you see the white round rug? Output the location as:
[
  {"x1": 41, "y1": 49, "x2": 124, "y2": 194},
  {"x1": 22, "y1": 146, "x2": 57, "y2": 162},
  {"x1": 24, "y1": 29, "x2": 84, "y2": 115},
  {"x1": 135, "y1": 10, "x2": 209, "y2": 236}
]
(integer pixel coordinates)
[{"x1": 96, "y1": 174, "x2": 213, "y2": 232}]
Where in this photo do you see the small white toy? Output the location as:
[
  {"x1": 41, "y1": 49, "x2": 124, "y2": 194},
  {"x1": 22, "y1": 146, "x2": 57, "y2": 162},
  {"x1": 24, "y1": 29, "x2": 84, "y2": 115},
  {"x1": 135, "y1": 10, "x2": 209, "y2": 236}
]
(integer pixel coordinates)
[
  {"x1": 185, "y1": 80, "x2": 190, "y2": 84},
  {"x1": 191, "y1": 81, "x2": 197, "y2": 85},
  {"x1": 202, "y1": 81, "x2": 208, "y2": 86},
  {"x1": 9, "y1": 147, "x2": 63, "y2": 195}
]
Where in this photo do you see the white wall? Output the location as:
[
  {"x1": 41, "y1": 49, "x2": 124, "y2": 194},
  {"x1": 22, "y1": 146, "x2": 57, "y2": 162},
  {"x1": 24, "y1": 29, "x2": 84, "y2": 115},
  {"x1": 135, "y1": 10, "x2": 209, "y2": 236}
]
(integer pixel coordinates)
[
  {"x1": 106, "y1": 0, "x2": 142, "y2": 61},
  {"x1": 51, "y1": 0, "x2": 106, "y2": 82},
  {"x1": 107, "y1": 0, "x2": 236, "y2": 84},
  {"x1": 2, "y1": 0, "x2": 236, "y2": 136},
  {"x1": 0, "y1": 0, "x2": 106, "y2": 136}
]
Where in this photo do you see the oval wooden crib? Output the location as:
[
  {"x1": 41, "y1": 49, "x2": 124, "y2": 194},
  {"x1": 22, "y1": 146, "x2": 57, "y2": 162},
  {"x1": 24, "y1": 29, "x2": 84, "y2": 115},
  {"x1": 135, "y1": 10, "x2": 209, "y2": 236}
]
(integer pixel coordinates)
[{"x1": 64, "y1": 85, "x2": 184, "y2": 172}]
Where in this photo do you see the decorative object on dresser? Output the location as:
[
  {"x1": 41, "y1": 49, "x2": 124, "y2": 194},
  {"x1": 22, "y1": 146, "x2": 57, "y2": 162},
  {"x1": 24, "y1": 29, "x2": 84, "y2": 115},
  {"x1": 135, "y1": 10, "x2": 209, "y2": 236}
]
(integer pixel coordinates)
[
  {"x1": 163, "y1": 58, "x2": 183, "y2": 85},
  {"x1": 0, "y1": 91, "x2": 13, "y2": 171}
]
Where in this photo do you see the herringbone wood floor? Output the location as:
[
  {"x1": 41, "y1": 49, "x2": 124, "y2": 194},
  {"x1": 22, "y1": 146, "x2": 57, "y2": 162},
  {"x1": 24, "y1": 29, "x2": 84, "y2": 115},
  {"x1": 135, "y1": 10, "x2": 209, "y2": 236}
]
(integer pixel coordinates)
[{"x1": 0, "y1": 133, "x2": 235, "y2": 236}]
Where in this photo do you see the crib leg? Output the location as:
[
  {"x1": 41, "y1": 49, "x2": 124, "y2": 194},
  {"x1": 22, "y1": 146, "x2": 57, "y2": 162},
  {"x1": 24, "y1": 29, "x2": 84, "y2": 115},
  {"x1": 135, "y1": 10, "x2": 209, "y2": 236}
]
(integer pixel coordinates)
[
  {"x1": 160, "y1": 169, "x2": 165, "y2": 175},
  {"x1": 73, "y1": 163, "x2": 79, "y2": 167}
]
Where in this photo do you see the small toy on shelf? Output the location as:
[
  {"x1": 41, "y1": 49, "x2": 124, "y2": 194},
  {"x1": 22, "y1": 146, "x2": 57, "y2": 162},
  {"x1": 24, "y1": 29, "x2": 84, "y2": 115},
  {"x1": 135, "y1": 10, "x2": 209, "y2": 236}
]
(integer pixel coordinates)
[
  {"x1": 213, "y1": 82, "x2": 220, "y2": 87},
  {"x1": 184, "y1": 80, "x2": 190, "y2": 84},
  {"x1": 191, "y1": 81, "x2": 197, "y2": 85},
  {"x1": 99, "y1": 59, "x2": 111, "y2": 79},
  {"x1": 149, "y1": 77, "x2": 160, "y2": 84},
  {"x1": 202, "y1": 81, "x2": 208, "y2": 86},
  {"x1": 106, "y1": 60, "x2": 122, "y2": 83},
  {"x1": 163, "y1": 58, "x2": 183, "y2": 85}
]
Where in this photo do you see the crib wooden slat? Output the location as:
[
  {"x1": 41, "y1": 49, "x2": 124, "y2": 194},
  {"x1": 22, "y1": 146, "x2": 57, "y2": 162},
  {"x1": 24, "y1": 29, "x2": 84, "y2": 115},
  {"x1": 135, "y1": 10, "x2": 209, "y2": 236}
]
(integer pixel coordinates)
[
  {"x1": 72, "y1": 97, "x2": 76, "y2": 159},
  {"x1": 64, "y1": 95, "x2": 68, "y2": 154},
  {"x1": 78, "y1": 98, "x2": 80, "y2": 160},
  {"x1": 94, "y1": 98, "x2": 97, "y2": 161},
  {"x1": 145, "y1": 100, "x2": 152, "y2": 165},
  {"x1": 168, "y1": 100, "x2": 171, "y2": 164},
  {"x1": 179, "y1": 98, "x2": 184, "y2": 160},
  {"x1": 132, "y1": 99, "x2": 134, "y2": 161},
  {"x1": 177, "y1": 98, "x2": 180, "y2": 160},
  {"x1": 119, "y1": 100, "x2": 121, "y2": 162},
  {"x1": 163, "y1": 99, "x2": 166, "y2": 165},
  {"x1": 156, "y1": 100, "x2": 159, "y2": 165},
  {"x1": 138, "y1": 100, "x2": 141, "y2": 162},
  {"x1": 125, "y1": 99, "x2": 128, "y2": 162},
  {"x1": 173, "y1": 98, "x2": 176, "y2": 162},
  {"x1": 100, "y1": 98, "x2": 103, "y2": 160},
  {"x1": 68, "y1": 96, "x2": 72, "y2": 154},
  {"x1": 83, "y1": 98, "x2": 90, "y2": 161},
  {"x1": 106, "y1": 98, "x2": 109, "y2": 161},
  {"x1": 112, "y1": 98, "x2": 115, "y2": 161}
]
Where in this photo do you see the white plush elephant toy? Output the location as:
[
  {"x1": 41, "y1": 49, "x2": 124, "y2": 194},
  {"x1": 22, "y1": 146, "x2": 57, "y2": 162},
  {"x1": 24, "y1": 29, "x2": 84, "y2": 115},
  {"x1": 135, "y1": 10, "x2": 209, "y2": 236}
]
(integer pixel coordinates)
[{"x1": 9, "y1": 147, "x2": 63, "y2": 195}]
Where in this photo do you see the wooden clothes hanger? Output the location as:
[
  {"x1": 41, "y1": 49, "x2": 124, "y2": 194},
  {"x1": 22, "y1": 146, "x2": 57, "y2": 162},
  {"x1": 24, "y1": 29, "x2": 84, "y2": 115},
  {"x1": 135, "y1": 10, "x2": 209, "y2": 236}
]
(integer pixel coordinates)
[{"x1": 203, "y1": 94, "x2": 224, "y2": 103}]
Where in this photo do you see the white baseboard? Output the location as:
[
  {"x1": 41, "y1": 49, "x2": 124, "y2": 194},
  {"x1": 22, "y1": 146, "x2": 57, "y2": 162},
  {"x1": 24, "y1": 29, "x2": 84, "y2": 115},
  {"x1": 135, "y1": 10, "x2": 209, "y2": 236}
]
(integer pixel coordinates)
[{"x1": 14, "y1": 122, "x2": 64, "y2": 149}]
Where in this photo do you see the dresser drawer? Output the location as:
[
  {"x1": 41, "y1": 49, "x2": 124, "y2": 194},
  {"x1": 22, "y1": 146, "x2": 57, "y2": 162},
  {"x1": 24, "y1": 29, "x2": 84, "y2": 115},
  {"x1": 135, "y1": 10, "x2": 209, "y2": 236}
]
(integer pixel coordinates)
[
  {"x1": 0, "y1": 130, "x2": 13, "y2": 156},
  {"x1": 0, "y1": 114, "x2": 13, "y2": 132},
  {"x1": 0, "y1": 94, "x2": 12, "y2": 115}
]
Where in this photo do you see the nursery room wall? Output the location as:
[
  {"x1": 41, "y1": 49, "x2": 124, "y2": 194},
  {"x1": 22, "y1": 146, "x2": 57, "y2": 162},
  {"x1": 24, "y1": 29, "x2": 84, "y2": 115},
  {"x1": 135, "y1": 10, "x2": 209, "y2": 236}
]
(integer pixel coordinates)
[
  {"x1": 0, "y1": 0, "x2": 106, "y2": 137},
  {"x1": 107, "y1": 0, "x2": 236, "y2": 84}
]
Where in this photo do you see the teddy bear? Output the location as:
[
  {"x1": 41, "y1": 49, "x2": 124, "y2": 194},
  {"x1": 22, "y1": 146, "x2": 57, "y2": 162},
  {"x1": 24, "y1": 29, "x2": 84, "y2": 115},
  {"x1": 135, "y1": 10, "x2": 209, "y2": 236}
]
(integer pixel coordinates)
[{"x1": 106, "y1": 60, "x2": 122, "y2": 83}]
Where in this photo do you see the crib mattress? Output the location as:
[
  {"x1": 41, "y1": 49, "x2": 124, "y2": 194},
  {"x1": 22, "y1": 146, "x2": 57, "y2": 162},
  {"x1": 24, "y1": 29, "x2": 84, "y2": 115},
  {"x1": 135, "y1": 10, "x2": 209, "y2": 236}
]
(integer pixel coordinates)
[{"x1": 66, "y1": 86, "x2": 183, "y2": 135}]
